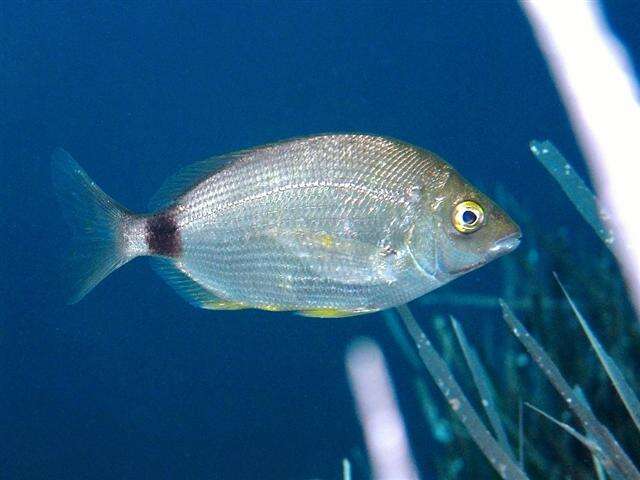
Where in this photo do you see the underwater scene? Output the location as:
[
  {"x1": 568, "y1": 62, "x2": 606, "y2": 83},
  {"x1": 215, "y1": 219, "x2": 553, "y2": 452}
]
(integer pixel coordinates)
[{"x1": 3, "y1": 1, "x2": 640, "y2": 479}]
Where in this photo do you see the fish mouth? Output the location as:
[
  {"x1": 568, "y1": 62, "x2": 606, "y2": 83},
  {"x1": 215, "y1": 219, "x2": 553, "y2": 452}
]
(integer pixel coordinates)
[
  {"x1": 489, "y1": 231, "x2": 522, "y2": 257},
  {"x1": 447, "y1": 231, "x2": 521, "y2": 275}
]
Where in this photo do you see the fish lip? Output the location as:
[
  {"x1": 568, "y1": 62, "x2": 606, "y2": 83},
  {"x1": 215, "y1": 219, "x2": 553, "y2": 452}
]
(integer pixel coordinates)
[{"x1": 489, "y1": 231, "x2": 522, "y2": 256}]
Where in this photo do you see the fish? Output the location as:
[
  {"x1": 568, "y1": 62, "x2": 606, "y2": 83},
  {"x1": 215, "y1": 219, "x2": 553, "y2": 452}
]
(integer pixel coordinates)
[{"x1": 51, "y1": 134, "x2": 521, "y2": 317}]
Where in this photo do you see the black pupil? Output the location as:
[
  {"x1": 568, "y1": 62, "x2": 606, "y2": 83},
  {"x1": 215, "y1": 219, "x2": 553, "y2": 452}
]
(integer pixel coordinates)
[{"x1": 462, "y1": 210, "x2": 477, "y2": 224}]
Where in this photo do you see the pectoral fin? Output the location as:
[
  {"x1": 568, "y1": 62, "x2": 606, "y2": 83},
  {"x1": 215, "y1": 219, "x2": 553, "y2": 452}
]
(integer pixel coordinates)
[{"x1": 272, "y1": 229, "x2": 397, "y2": 285}]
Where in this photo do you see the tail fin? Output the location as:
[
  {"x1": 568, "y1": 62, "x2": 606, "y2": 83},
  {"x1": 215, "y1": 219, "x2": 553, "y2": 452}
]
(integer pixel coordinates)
[{"x1": 51, "y1": 149, "x2": 137, "y2": 304}]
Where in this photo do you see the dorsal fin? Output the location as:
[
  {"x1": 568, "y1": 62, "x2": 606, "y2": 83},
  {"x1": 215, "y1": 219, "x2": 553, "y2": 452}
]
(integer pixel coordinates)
[
  {"x1": 148, "y1": 135, "x2": 372, "y2": 211},
  {"x1": 148, "y1": 153, "x2": 240, "y2": 211}
]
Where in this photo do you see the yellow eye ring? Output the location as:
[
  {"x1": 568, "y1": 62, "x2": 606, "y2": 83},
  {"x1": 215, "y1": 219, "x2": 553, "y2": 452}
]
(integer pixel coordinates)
[{"x1": 452, "y1": 200, "x2": 484, "y2": 233}]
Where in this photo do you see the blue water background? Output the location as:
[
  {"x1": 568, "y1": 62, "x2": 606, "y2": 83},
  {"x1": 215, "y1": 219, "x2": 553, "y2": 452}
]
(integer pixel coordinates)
[{"x1": 2, "y1": 2, "x2": 639, "y2": 479}]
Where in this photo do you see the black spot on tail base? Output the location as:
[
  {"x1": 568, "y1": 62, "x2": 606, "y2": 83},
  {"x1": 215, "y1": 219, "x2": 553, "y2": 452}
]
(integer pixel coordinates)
[{"x1": 146, "y1": 213, "x2": 182, "y2": 257}]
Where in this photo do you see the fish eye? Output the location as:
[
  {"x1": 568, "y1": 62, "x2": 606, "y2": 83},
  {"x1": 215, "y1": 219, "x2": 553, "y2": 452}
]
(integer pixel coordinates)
[{"x1": 452, "y1": 200, "x2": 484, "y2": 233}]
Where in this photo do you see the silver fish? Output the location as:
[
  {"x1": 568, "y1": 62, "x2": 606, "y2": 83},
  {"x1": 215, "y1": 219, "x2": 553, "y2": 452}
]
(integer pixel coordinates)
[{"x1": 52, "y1": 134, "x2": 520, "y2": 317}]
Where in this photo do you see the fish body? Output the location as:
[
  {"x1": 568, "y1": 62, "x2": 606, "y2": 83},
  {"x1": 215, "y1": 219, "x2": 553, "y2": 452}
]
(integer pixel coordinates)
[{"x1": 52, "y1": 134, "x2": 521, "y2": 316}]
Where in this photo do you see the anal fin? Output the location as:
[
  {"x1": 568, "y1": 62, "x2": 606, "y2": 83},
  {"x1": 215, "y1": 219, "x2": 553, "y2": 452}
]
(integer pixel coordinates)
[{"x1": 150, "y1": 257, "x2": 238, "y2": 310}]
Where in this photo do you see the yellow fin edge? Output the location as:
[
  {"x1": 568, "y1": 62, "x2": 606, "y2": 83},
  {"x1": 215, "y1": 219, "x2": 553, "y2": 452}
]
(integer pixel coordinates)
[
  {"x1": 201, "y1": 302, "x2": 378, "y2": 318},
  {"x1": 296, "y1": 308, "x2": 379, "y2": 318},
  {"x1": 202, "y1": 300, "x2": 247, "y2": 310}
]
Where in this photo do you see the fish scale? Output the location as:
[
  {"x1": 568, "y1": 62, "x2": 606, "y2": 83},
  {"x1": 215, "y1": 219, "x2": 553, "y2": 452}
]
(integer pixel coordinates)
[{"x1": 172, "y1": 136, "x2": 449, "y2": 311}]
